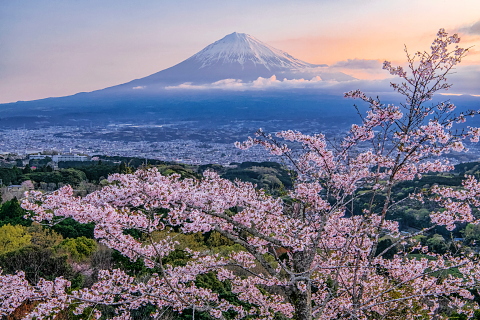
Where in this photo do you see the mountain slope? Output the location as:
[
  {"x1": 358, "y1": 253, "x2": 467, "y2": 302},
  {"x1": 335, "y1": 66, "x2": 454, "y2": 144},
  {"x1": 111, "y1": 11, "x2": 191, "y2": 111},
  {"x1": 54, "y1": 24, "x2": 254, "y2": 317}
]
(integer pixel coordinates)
[
  {"x1": 0, "y1": 32, "x2": 357, "y2": 125},
  {"x1": 191, "y1": 32, "x2": 318, "y2": 70},
  {"x1": 118, "y1": 32, "x2": 353, "y2": 90}
]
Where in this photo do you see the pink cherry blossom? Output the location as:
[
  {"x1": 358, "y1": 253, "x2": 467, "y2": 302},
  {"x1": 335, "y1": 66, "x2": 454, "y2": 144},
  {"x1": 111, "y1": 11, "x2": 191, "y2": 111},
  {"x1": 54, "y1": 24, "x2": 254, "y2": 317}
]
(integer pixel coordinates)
[{"x1": 2, "y1": 29, "x2": 479, "y2": 320}]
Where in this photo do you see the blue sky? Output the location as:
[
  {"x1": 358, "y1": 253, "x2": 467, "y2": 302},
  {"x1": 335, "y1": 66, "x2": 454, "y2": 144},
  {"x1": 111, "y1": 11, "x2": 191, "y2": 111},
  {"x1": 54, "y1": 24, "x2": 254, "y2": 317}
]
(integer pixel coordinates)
[{"x1": 1, "y1": 0, "x2": 479, "y2": 103}]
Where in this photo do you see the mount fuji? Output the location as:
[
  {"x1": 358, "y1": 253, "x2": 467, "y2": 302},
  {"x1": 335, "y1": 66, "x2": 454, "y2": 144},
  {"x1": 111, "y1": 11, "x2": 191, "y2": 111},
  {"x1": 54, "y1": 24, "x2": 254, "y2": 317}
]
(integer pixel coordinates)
[
  {"x1": 0, "y1": 32, "x2": 361, "y2": 129},
  {"x1": 110, "y1": 32, "x2": 354, "y2": 92}
]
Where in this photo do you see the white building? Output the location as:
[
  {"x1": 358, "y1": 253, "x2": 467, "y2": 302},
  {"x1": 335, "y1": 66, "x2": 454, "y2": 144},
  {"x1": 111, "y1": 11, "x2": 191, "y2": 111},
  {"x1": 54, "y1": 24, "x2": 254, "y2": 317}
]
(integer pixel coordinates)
[
  {"x1": 52, "y1": 155, "x2": 89, "y2": 162},
  {"x1": 29, "y1": 154, "x2": 90, "y2": 162}
]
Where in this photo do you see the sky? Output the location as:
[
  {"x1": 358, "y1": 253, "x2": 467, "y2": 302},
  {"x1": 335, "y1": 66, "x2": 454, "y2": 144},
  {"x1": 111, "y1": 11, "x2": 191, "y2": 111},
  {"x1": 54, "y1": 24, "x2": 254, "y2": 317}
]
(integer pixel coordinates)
[{"x1": 1, "y1": 0, "x2": 480, "y2": 103}]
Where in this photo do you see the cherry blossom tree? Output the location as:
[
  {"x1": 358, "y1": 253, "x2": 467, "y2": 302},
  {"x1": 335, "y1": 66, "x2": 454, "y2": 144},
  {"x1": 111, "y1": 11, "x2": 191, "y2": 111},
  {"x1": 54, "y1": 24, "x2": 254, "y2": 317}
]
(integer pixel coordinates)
[{"x1": 2, "y1": 29, "x2": 480, "y2": 320}]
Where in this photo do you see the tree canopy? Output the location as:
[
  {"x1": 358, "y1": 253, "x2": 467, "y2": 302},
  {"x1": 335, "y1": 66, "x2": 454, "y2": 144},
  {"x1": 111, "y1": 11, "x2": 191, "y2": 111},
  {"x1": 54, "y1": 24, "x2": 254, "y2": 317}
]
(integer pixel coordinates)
[{"x1": 2, "y1": 29, "x2": 480, "y2": 320}]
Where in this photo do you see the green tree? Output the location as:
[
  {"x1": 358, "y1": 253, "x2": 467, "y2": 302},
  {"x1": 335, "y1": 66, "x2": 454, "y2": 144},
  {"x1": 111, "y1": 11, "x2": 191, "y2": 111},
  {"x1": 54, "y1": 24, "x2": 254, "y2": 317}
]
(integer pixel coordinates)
[
  {"x1": 0, "y1": 167, "x2": 22, "y2": 185},
  {"x1": 52, "y1": 218, "x2": 95, "y2": 239},
  {"x1": 0, "y1": 246, "x2": 72, "y2": 284},
  {"x1": 0, "y1": 224, "x2": 31, "y2": 254},
  {"x1": 427, "y1": 234, "x2": 448, "y2": 254},
  {"x1": 22, "y1": 164, "x2": 32, "y2": 174},
  {"x1": 0, "y1": 197, "x2": 30, "y2": 227},
  {"x1": 463, "y1": 223, "x2": 480, "y2": 245},
  {"x1": 58, "y1": 236, "x2": 97, "y2": 262},
  {"x1": 375, "y1": 237, "x2": 398, "y2": 259},
  {"x1": 28, "y1": 222, "x2": 64, "y2": 248},
  {"x1": 26, "y1": 168, "x2": 87, "y2": 187},
  {"x1": 118, "y1": 161, "x2": 133, "y2": 174}
]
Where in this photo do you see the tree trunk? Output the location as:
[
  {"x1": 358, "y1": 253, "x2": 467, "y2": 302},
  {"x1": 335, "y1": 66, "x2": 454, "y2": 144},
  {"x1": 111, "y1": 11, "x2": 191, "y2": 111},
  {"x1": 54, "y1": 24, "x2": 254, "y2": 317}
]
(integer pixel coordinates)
[
  {"x1": 291, "y1": 250, "x2": 313, "y2": 320},
  {"x1": 292, "y1": 288, "x2": 312, "y2": 320}
]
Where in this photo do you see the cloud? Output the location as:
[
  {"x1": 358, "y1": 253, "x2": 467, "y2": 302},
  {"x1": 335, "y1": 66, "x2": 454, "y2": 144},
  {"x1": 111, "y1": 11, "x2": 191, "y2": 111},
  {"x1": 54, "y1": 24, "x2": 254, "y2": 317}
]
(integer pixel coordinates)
[
  {"x1": 443, "y1": 65, "x2": 480, "y2": 96},
  {"x1": 164, "y1": 66, "x2": 480, "y2": 97},
  {"x1": 164, "y1": 75, "x2": 403, "y2": 97},
  {"x1": 165, "y1": 75, "x2": 337, "y2": 91},
  {"x1": 327, "y1": 59, "x2": 391, "y2": 81},
  {"x1": 461, "y1": 20, "x2": 480, "y2": 35},
  {"x1": 132, "y1": 86, "x2": 145, "y2": 90},
  {"x1": 439, "y1": 93, "x2": 463, "y2": 96},
  {"x1": 331, "y1": 59, "x2": 382, "y2": 69}
]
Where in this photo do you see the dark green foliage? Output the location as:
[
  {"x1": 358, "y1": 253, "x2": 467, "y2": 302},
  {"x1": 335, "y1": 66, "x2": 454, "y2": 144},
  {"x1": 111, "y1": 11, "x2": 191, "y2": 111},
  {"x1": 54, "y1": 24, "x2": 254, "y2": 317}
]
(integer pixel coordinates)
[
  {"x1": 111, "y1": 250, "x2": 152, "y2": 276},
  {"x1": 198, "y1": 163, "x2": 224, "y2": 173},
  {"x1": 454, "y1": 161, "x2": 480, "y2": 178},
  {"x1": 219, "y1": 162, "x2": 293, "y2": 191},
  {"x1": 0, "y1": 166, "x2": 23, "y2": 185},
  {"x1": 51, "y1": 218, "x2": 95, "y2": 239},
  {"x1": 118, "y1": 161, "x2": 133, "y2": 174},
  {"x1": 26, "y1": 168, "x2": 87, "y2": 186},
  {"x1": 449, "y1": 310, "x2": 480, "y2": 319},
  {"x1": 42, "y1": 165, "x2": 54, "y2": 172},
  {"x1": 70, "y1": 273, "x2": 85, "y2": 290},
  {"x1": 427, "y1": 234, "x2": 448, "y2": 254},
  {"x1": 375, "y1": 238, "x2": 397, "y2": 259},
  {"x1": 58, "y1": 162, "x2": 120, "y2": 183},
  {"x1": 57, "y1": 160, "x2": 112, "y2": 169},
  {"x1": 158, "y1": 164, "x2": 200, "y2": 179},
  {"x1": 387, "y1": 207, "x2": 432, "y2": 230},
  {"x1": 22, "y1": 164, "x2": 32, "y2": 174},
  {"x1": 129, "y1": 304, "x2": 158, "y2": 320},
  {"x1": 191, "y1": 272, "x2": 252, "y2": 320},
  {"x1": 390, "y1": 174, "x2": 463, "y2": 200},
  {"x1": 0, "y1": 245, "x2": 73, "y2": 284},
  {"x1": 79, "y1": 163, "x2": 119, "y2": 182},
  {"x1": 168, "y1": 272, "x2": 245, "y2": 320},
  {"x1": 162, "y1": 249, "x2": 191, "y2": 267},
  {"x1": 196, "y1": 272, "x2": 236, "y2": 302},
  {"x1": 29, "y1": 156, "x2": 52, "y2": 167},
  {"x1": 419, "y1": 175, "x2": 464, "y2": 186},
  {"x1": 0, "y1": 197, "x2": 31, "y2": 227},
  {"x1": 237, "y1": 161, "x2": 283, "y2": 169},
  {"x1": 464, "y1": 223, "x2": 480, "y2": 245},
  {"x1": 123, "y1": 228, "x2": 145, "y2": 240}
]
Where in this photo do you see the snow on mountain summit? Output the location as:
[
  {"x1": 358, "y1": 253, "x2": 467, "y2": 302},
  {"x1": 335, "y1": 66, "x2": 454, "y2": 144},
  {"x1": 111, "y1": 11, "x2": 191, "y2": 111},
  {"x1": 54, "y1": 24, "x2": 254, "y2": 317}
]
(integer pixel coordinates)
[
  {"x1": 190, "y1": 32, "x2": 318, "y2": 71},
  {"x1": 121, "y1": 32, "x2": 353, "y2": 88}
]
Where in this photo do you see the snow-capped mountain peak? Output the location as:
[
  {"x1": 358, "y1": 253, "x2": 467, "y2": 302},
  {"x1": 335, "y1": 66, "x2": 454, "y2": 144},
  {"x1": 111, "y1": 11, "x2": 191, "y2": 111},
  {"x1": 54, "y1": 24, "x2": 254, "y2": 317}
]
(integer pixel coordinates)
[
  {"x1": 122, "y1": 32, "x2": 353, "y2": 87},
  {"x1": 189, "y1": 32, "x2": 317, "y2": 71}
]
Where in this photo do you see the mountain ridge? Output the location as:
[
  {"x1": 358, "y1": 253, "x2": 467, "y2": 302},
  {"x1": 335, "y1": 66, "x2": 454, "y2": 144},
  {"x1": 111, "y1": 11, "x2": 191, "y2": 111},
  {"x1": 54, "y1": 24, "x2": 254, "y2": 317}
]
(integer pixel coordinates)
[
  {"x1": 116, "y1": 32, "x2": 353, "y2": 91},
  {"x1": 190, "y1": 32, "x2": 324, "y2": 70},
  {"x1": 1, "y1": 32, "x2": 355, "y2": 103}
]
